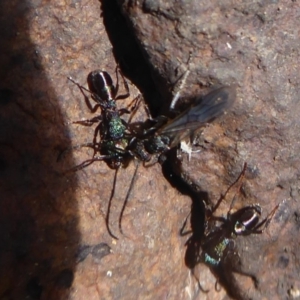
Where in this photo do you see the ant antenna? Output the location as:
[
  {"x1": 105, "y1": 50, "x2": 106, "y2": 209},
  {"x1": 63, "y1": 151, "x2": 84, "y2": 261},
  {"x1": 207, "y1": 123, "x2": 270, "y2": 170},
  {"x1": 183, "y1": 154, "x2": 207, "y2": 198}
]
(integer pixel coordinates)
[
  {"x1": 119, "y1": 162, "x2": 140, "y2": 235},
  {"x1": 106, "y1": 167, "x2": 120, "y2": 240},
  {"x1": 68, "y1": 76, "x2": 92, "y2": 95},
  {"x1": 211, "y1": 162, "x2": 247, "y2": 215},
  {"x1": 227, "y1": 162, "x2": 247, "y2": 212}
]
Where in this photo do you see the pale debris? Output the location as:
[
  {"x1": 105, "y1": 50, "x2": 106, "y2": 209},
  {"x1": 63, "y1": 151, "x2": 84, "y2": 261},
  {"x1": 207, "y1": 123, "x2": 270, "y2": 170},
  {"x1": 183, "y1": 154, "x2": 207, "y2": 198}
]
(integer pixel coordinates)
[{"x1": 180, "y1": 140, "x2": 201, "y2": 161}]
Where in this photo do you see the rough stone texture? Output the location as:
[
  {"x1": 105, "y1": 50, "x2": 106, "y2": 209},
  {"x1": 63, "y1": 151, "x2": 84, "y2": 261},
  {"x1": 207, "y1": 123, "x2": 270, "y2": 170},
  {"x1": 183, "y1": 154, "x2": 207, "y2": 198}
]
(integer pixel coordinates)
[
  {"x1": 117, "y1": 0, "x2": 300, "y2": 299},
  {"x1": 1, "y1": 0, "x2": 300, "y2": 300},
  {"x1": 0, "y1": 0, "x2": 205, "y2": 300}
]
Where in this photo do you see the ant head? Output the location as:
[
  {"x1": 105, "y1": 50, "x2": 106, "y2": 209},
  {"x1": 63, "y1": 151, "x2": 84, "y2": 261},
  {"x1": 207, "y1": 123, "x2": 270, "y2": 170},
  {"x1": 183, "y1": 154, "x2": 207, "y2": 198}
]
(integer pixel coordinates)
[
  {"x1": 87, "y1": 70, "x2": 116, "y2": 102},
  {"x1": 231, "y1": 205, "x2": 262, "y2": 235}
]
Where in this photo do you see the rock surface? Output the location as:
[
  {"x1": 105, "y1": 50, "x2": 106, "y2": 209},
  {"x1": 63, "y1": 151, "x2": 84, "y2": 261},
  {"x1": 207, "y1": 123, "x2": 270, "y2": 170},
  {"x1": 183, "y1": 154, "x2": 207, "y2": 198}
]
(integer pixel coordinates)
[
  {"x1": 118, "y1": 1, "x2": 300, "y2": 299},
  {"x1": 0, "y1": 0, "x2": 299, "y2": 300}
]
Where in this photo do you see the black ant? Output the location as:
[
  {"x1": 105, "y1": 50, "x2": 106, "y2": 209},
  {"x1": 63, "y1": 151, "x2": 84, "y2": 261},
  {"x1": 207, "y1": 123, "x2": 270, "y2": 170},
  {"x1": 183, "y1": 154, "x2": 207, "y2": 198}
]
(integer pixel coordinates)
[
  {"x1": 66, "y1": 67, "x2": 143, "y2": 169},
  {"x1": 62, "y1": 67, "x2": 151, "y2": 238},
  {"x1": 182, "y1": 163, "x2": 279, "y2": 299}
]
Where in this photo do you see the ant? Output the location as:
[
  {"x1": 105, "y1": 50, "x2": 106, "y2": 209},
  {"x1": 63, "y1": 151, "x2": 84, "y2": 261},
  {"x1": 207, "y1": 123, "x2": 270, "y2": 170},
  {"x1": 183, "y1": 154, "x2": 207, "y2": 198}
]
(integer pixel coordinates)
[
  {"x1": 66, "y1": 67, "x2": 143, "y2": 169},
  {"x1": 62, "y1": 67, "x2": 150, "y2": 238},
  {"x1": 182, "y1": 163, "x2": 279, "y2": 299},
  {"x1": 132, "y1": 85, "x2": 236, "y2": 163}
]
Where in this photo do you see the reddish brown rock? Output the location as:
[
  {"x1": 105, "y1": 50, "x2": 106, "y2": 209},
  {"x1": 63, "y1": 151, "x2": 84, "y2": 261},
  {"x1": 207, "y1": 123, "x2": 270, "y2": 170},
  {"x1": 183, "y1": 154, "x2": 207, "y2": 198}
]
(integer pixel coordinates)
[
  {"x1": 118, "y1": 0, "x2": 300, "y2": 299},
  {"x1": 0, "y1": 0, "x2": 299, "y2": 300}
]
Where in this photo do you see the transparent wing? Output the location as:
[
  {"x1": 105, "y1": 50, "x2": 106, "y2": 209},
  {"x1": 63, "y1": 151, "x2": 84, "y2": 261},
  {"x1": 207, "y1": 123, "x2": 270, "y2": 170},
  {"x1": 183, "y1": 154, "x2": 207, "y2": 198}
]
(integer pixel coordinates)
[
  {"x1": 157, "y1": 86, "x2": 236, "y2": 148},
  {"x1": 158, "y1": 86, "x2": 236, "y2": 135}
]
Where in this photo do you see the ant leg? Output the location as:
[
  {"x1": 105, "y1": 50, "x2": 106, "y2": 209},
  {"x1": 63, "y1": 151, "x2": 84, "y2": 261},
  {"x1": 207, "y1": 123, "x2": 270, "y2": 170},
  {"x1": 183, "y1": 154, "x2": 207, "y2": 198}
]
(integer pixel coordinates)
[
  {"x1": 73, "y1": 115, "x2": 102, "y2": 126},
  {"x1": 115, "y1": 66, "x2": 152, "y2": 120},
  {"x1": 65, "y1": 155, "x2": 109, "y2": 173},
  {"x1": 142, "y1": 115, "x2": 169, "y2": 136},
  {"x1": 120, "y1": 94, "x2": 152, "y2": 124},
  {"x1": 226, "y1": 253, "x2": 260, "y2": 289},
  {"x1": 215, "y1": 280, "x2": 222, "y2": 292},
  {"x1": 118, "y1": 161, "x2": 140, "y2": 235},
  {"x1": 190, "y1": 268, "x2": 210, "y2": 295},
  {"x1": 179, "y1": 212, "x2": 192, "y2": 236},
  {"x1": 72, "y1": 115, "x2": 103, "y2": 157},
  {"x1": 208, "y1": 215, "x2": 227, "y2": 223},
  {"x1": 211, "y1": 163, "x2": 248, "y2": 216},
  {"x1": 117, "y1": 93, "x2": 142, "y2": 117},
  {"x1": 114, "y1": 65, "x2": 120, "y2": 97},
  {"x1": 90, "y1": 122, "x2": 103, "y2": 157},
  {"x1": 68, "y1": 76, "x2": 91, "y2": 94},
  {"x1": 57, "y1": 142, "x2": 98, "y2": 162},
  {"x1": 228, "y1": 163, "x2": 248, "y2": 211},
  {"x1": 68, "y1": 76, "x2": 100, "y2": 113},
  {"x1": 142, "y1": 99, "x2": 152, "y2": 119},
  {"x1": 116, "y1": 93, "x2": 143, "y2": 116},
  {"x1": 143, "y1": 158, "x2": 159, "y2": 168},
  {"x1": 105, "y1": 167, "x2": 120, "y2": 240},
  {"x1": 217, "y1": 262, "x2": 257, "y2": 299},
  {"x1": 61, "y1": 121, "x2": 101, "y2": 161},
  {"x1": 115, "y1": 66, "x2": 130, "y2": 100},
  {"x1": 183, "y1": 234, "x2": 209, "y2": 295},
  {"x1": 126, "y1": 94, "x2": 143, "y2": 124},
  {"x1": 223, "y1": 241, "x2": 263, "y2": 290}
]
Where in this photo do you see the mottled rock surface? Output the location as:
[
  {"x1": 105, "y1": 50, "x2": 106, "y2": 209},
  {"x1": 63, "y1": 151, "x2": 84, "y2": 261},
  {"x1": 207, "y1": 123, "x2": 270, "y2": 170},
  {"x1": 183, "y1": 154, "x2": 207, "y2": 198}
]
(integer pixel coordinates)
[
  {"x1": 118, "y1": 1, "x2": 300, "y2": 299},
  {"x1": 0, "y1": 0, "x2": 299, "y2": 300}
]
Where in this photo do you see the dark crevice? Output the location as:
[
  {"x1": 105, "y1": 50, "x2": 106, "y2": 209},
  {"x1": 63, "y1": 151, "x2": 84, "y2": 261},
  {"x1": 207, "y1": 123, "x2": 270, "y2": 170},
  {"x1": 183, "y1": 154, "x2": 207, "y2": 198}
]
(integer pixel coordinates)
[
  {"x1": 100, "y1": 0, "x2": 163, "y2": 116},
  {"x1": 161, "y1": 152, "x2": 207, "y2": 270},
  {"x1": 98, "y1": 2, "x2": 247, "y2": 299},
  {"x1": 100, "y1": 0, "x2": 210, "y2": 288}
]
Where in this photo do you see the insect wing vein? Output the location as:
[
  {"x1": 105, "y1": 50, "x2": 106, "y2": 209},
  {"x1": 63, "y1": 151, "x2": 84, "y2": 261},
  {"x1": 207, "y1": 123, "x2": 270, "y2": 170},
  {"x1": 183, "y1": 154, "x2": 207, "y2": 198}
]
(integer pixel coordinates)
[{"x1": 159, "y1": 86, "x2": 236, "y2": 135}]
